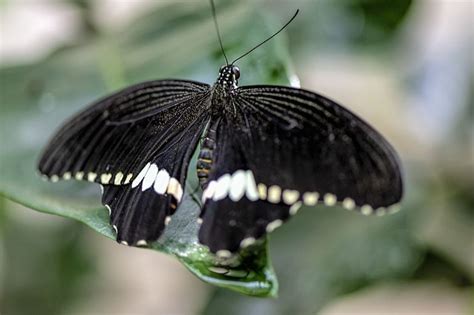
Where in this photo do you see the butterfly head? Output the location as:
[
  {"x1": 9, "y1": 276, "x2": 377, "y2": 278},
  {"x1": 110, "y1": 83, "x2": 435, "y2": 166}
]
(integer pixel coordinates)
[{"x1": 216, "y1": 64, "x2": 240, "y2": 91}]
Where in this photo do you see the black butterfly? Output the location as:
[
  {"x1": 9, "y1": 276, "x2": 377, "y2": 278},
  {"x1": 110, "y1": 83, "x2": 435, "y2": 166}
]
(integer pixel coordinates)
[{"x1": 38, "y1": 3, "x2": 403, "y2": 257}]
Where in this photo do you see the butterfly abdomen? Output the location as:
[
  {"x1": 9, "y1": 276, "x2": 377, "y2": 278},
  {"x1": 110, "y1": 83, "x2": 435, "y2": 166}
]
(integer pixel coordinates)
[{"x1": 197, "y1": 120, "x2": 218, "y2": 189}]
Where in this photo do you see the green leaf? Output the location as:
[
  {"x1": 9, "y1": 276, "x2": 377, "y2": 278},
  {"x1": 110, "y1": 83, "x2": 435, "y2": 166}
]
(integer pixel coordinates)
[{"x1": 0, "y1": 0, "x2": 294, "y2": 297}]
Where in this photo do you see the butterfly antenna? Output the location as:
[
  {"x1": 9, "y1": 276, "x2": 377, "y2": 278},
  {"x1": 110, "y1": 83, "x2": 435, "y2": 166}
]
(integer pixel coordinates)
[
  {"x1": 210, "y1": 0, "x2": 229, "y2": 65},
  {"x1": 231, "y1": 9, "x2": 299, "y2": 65}
]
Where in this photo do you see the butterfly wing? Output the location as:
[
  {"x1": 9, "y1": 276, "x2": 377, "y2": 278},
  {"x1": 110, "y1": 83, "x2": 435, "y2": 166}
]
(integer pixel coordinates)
[
  {"x1": 198, "y1": 85, "x2": 403, "y2": 253},
  {"x1": 38, "y1": 79, "x2": 211, "y2": 245},
  {"x1": 101, "y1": 113, "x2": 206, "y2": 246},
  {"x1": 39, "y1": 79, "x2": 210, "y2": 183}
]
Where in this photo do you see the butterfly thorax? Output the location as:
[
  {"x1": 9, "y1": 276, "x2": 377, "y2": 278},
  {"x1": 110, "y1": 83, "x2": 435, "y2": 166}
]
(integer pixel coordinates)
[{"x1": 211, "y1": 65, "x2": 240, "y2": 115}]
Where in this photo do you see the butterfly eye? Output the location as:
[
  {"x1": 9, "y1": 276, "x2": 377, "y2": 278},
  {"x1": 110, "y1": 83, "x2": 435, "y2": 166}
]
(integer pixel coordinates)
[{"x1": 232, "y1": 66, "x2": 240, "y2": 79}]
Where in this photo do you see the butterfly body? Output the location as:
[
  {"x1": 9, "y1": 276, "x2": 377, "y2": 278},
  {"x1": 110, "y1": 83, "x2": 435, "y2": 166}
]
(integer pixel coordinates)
[
  {"x1": 197, "y1": 118, "x2": 218, "y2": 188},
  {"x1": 196, "y1": 65, "x2": 241, "y2": 189}
]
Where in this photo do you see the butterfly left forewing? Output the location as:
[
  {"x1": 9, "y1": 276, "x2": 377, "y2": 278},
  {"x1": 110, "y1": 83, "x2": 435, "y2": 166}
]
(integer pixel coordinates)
[{"x1": 38, "y1": 79, "x2": 209, "y2": 184}]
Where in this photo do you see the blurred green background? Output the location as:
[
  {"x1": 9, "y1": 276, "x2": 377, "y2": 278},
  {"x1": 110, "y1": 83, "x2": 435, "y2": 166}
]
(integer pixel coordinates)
[{"x1": 0, "y1": 0, "x2": 472, "y2": 314}]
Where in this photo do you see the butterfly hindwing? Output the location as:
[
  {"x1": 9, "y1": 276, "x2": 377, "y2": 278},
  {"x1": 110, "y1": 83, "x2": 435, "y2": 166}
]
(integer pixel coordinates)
[
  {"x1": 199, "y1": 197, "x2": 290, "y2": 253},
  {"x1": 198, "y1": 85, "x2": 403, "y2": 253},
  {"x1": 101, "y1": 125, "x2": 203, "y2": 245},
  {"x1": 198, "y1": 116, "x2": 294, "y2": 253}
]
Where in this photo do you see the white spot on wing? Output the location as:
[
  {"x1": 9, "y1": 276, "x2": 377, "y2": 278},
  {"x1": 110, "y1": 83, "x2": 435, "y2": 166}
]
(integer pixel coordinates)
[
  {"x1": 131, "y1": 162, "x2": 150, "y2": 188},
  {"x1": 267, "y1": 185, "x2": 281, "y2": 203},
  {"x1": 257, "y1": 183, "x2": 267, "y2": 200},
  {"x1": 303, "y1": 192, "x2": 319, "y2": 206},
  {"x1": 124, "y1": 173, "x2": 133, "y2": 184},
  {"x1": 164, "y1": 216, "x2": 171, "y2": 225},
  {"x1": 142, "y1": 164, "x2": 158, "y2": 191},
  {"x1": 289, "y1": 201, "x2": 302, "y2": 215},
  {"x1": 245, "y1": 171, "x2": 259, "y2": 201},
  {"x1": 87, "y1": 172, "x2": 97, "y2": 182},
  {"x1": 282, "y1": 189, "x2": 299, "y2": 205},
  {"x1": 63, "y1": 172, "x2": 71, "y2": 180},
  {"x1": 167, "y1": 177, "x2": 183, "y2": 202},
  {"x1": 154, "y1": 169, "x2": 170, "y2": 194},
  {"x1": 266, "y1": 219, "x2": 283, "y2": 232},
  {"x1": 240, "y1": 237, "x2": 256, "y2": 248},
  {"x1": 361, "y1": 205, "x2": 373, "y2": 215},
  {"x1": 120, "y1": 240, "x2": 129, "y2": 246},
  {"x1": 100, "y1": 173, "x2": 112, "y2": 184},
  {"x1": 114, "y1": 172, "x2": 124, "y2": 185},
  {"x1": 51, "y1": 175, "x2": 59, "y2": 182},
  {"x1": 213, "y1": 174, "x2": 231, "y2": 201},
  {"x1": 229, "y1": 170, "x2": 246, "y2": 201},
  {"x1": 342, "y1": 197, "x2": 355, "y2": 210},
  {"x1": 75, "y1": 172, "x2": 84, "y2": 180},
  {"x1": 202, "y1": 180, "x2": 217, "y2": 203},
  {"x1": 324, "y1": 193, "x2": 337, "y2": 206}
]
